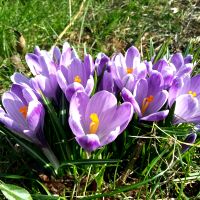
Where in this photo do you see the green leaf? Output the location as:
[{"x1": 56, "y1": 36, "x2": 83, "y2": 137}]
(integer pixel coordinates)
[{"x1": 0, "y1": 183, "x2": 32, "y2": 200}]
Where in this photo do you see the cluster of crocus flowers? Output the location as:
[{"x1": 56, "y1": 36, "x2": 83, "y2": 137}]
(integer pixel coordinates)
[{"x1": 0, "y1": 42, "x2": 198, "y2": 164}]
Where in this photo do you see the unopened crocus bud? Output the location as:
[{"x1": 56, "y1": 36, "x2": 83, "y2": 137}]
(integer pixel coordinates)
[{"x1": 181, "y1": 133, "x2": 197, "y2": 153}]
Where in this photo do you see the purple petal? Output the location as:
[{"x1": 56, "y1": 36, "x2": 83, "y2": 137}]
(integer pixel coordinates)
[
  {"x1": 134, "y1": 78, "x2": 148, "y2": 108},
  {"x1": 76, "y1": 134, "x2": 101, "y2": 152},
  {"x1": 69, "y1": 91, "x2": 89, "y2": 137},
  {"x1": 11, "y1": 73, "x2": 31, "y2": 86},
  {"x1": 176, "y1": 63, "x2": 193, "y2": 77},
  {"x1": 95, "y1": 53, "x2": 109, "y2": 76},
  {"x1": 121, "y1": 87, "x2": 141, "y2": 116},
  {"x1": 27, "y1": 101, "x2": 44, "y2": 132},
  {"x1": 147, "y1": 71, "x2": 164, "y2": 95},
  {"x1": 84, "y1": 91, "x2": 117, "y2": 134},
  {"x1": 125, "y1": 46, "x2": 140, "y2": 68},
  {"x1": 181, "y1": 133, "x2": 197, "y2": 153},
  {"x1": 134, "y1": 62, "x2": 147, "y2": 80},
  {"x1": 141, "y1": 110, "x2": 169, "y2": 121},
  {"x1": 145, "y1": 90, "x2": 168, "y2": 115},
  {"x1": 168, "y1": 78, "x2": 183, "y2": 107},
  {"x1": 122, "y1": 74, "x2": 135, "y2": 92},
  {"x1": 65, "y1": 82, "x2": 85, "y2": 102},
  {"x1": 2, "y1": 91, "x2": 27, "y2": 127},
  {"x1": 170, "y1": 53, "x2": 184, "y2": 71},
  {"x1": 184, "y1": 55, "x2": 193, "y2": 64},
  {"x1": 25, "y1": 54, "x2": 41, "y2": 76},
  {"x1": 84, "y1": 75, "x2": 94, "y2": 96},
  {"x1": 100, "y1": 71, "x2": 115, "y2": 93},
  {"x1": 174, "y1": 94, "x2": 198, "y2": 124},
  {"x1": 84, "y1": 54, "x2": 95, "y2": 75}
]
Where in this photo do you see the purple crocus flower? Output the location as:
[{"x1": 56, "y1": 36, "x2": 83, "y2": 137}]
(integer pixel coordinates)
[
  {"x1": 170, "y1": 53, "x2": 193, "y2": 77},
  {"x1": 68, "y1": 90, "x2": 133, "y2": 152},
  {"x1": 169, "y1": 75, "x2": 200, "y2": 107},
  {"x1": 95, "y1": 53, "x2": 117, "y2": 94},
  {"x1": 56, "y1": 54, "x2": 94, "y2": 101},
  {"x1": 173, "y1": 94, "x2": 200, "y2": 124},
  {"x1": 181, "y1": 133, "x2": 197, "y2": 153},
  {"x1": 112, "y1": 46, "x2": 147, "y2": 92},
  {"x1": 0, "y1": 84, "x2": 46, "y2": 146},
  {"x1": 122, "y1": 72, "x2": 169, "y2": 121},
  {"x1": 25, "y1": 46, "x2": 59, "y2": 100}
]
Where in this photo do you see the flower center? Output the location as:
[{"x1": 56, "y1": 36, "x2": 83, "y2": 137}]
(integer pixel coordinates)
[
  {"x1": 89, "y1": 113, "x2": 99, "y2": 134},
  {"x1": 141, "y1": 95, "x2": 154, "y2": 115},
  {"x1": 19, "y1": 106, "x2": 28, "y2": 119},
  {"x1": 188, "y1": 90, "x2": 197, "y2": 97},
  {"x1": 127, "y1": 68, "x2": 133, "y2": 74},
  {"x1": 74, "y1": 75, "x2": 82, "y2": 83}
]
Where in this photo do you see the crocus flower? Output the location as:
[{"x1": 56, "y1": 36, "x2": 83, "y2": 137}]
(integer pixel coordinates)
[
  {"x1": 169, "y1": 75, "x2": 200, "y2": 107},
  {"x1": 122, "y1": 71, "x2": 169, "y2": 121},
  {"x1": 69, "y1": 90, "x2": 133, "y2": 152},
  {"x1": 181, "y1": 133, "x2": 197, "y2": 153},
  {"x1": 111, "y1": 46, "x2": 147, "y2": 92},
  {"x1": 173, "y1": 94, "x2": 200, "y2": 124},
  {"x1": 0, "y1": 84, "x2": 46, "y2": 146},
  {"x1": 170, "y1": 53, "x2": 193, "y2": 77},
  {"x1": 25, "y1": 46, "x2": 59, "y2": 100},
  {"x1": 56, "y1": 54, "x2": 94, "y2": 101},
  {"x1": 95, "y1": 53, "x2": 117, "y2": 94}
]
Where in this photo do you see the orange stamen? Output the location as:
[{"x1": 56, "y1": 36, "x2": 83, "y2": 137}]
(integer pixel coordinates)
[
  {"x1": 19, "y1": 106, "x2": 28, "y2": 119},
  {"x1": 141, "y1": 95, "x2": 154, "y2": 115}
]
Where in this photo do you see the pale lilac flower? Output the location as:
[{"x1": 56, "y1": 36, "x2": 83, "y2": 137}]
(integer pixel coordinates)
[
  {"x1": 0, "y1": 84, "x2": 46, "y2": 147},
  {"x1": 169, "y1": 75, "x2": 200, "y2": 107},
  {"x1": 95, "y1": 53, "x2": 117, "y2": 94},
  {"x1": 56, "y1": 55, "x2": 94, "y2": 101},
  {"x1": 173, "y1": 94, "x2": 200, "y2": 124},
  {"x1": 25, "y1": 46, "x2": 59, "y2": 100},
  {"x1": 112, "y1": 46, "x2": 147, "y2": 92},
  {"x1": 69, "y1": 90, "x2": 133, "y2": 152},
  {"x1": 122, "y1": 72, "x2": 169, "y2": 121}
]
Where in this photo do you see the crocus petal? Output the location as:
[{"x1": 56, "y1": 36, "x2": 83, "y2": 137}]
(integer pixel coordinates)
[
  {"x1": 101, "y1": 71, "x2": 115, "y2": 93},
  {"x1": 84, "y1": 54, "x2": 95, "y2": 75},
  {"x1": 134, "y1": 78, "x2": 148, "y2": 107},
  {"x1": 145, "y1": 90, "x2": 168, "y2": 115},
  {"x1": 84, "y1": 91, "x2": 117, "y2": 133},
  {"x1": 122, "y1": 74, "x2": 135, "y2": 92},
  {"x1": 25, "y1": 54, "x2": 40, "y2": 76},
  {"x1": 65, "y1": 82, "x2": 85, "y2": 102},
  {"x1": 171, "y1": 53, "x2": 184, "y2": 71},
  {"x1": 147, "y1": 71, "x2": 164, "y2": 95},
  {"x1": 190, "y1": 74, "x2": 200, "y2": 95},
  {"x1": 176, "y1": 64, "x2": 193, "y2": 77},
  {"x1": 168, "y1": 78, "x2": 183, "y2": 107},
  {"x1": 34, "y1": 75, "x2": 56, "y2": 99},
  {"x1": 69, "y1": 91, "x2": 89, "y2": 137},
  {"x1": 2, "y1": 91, "x2": 26, "y2": 127},
  {"x1": 125, "y1": 46, "x2": 140, "y2": 68},
  {"x1": 134, "y1": 62, "x2": 147, "y2": 80},
  {"x1": 95, "y1": 53, "x2": 109, "y2": 76},
  {"x1": 27, "y1": 101, "x2": 44, "y2": 132},
  {"x1": 141, "y1": 110, "x2": 169, "y2": 121},
  {"x1": 84, "y1": 75, "x2": 94, "y2": 95},
  {"x1": 174, "y1": 94, "x2": 198, "y2": 124},
  {"x1": 181, "y1": 133, "x2": 197, "y2": 153},
  {"x1": 11, "y1": 72, "x2": 31, "y2": 86},
  {"x1": 76, "y1": 134, "x2": 101, "y2": 152},
  {"x1": 184, "y1": 55, "x2": 193, "y2": 64},
  {"x1": 121, "y1": 87, "x2": 141, "y2": 116}
]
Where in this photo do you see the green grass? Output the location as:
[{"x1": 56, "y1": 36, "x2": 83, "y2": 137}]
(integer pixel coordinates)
[{"x1": 0, "y1": 0, "x2": 200, "y2": 199}]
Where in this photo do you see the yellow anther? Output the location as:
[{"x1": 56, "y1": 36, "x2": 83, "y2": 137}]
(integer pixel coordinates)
[
  {"x1": 141, "y1": 95, "x2": 154, "y2": 115},
  {"x1": 127, "y1": 68, "x2": 133, "y2": 74},
  {"x1": 188, "y1": 90, "x2": 197, "y2": 97},
  {"x1": 89, "y1": 113, "x2": 99, "y2": 134},
  {"x1": 74, "y1": 75, "x2": 82, "y2": 83},
  {"x1": 19, "y1": 106, "x2": 28, "y2": 119}
]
